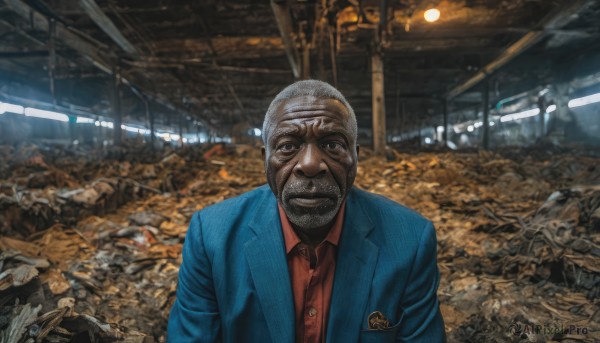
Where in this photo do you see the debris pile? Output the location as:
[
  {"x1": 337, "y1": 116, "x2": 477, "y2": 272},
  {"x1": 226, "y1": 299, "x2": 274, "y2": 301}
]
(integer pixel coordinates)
[
  {"x1": 499, "y1": 185, "x2": 600, "y2": 296},
  {"x1": 0, "y1": 143, "x2": 263, "y2": 342},
  {"x1": 1, "y1": 143, "x2": 599, "y2": 342},
  {"x1": 0, "y1": 144, "x2": 219, "y2": 237},
  {"x1": 356, "y1": 148, "x2": 600, "y2": 342}
]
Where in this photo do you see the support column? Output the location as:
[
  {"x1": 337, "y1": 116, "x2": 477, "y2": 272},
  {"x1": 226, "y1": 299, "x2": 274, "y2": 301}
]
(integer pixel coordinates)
[
  {"x1": 442, "y1": 98, "x2": 448, "y2": 146},
  {"x1": 553, "y1": 82, "x2": 572, "y2": 123},
  {"x1": 371, "y1": 50, "x2": 386, "y2": 155},
  {"x1": 540, "y1": 110, "x2": 545, "y2": 138},
  {"x1": 482, "y1": 79, "x2": 490, "y2": 150},
  {"x1": 112, "y1": 63, "x2": 122, "y2": 146},
  {"x1": 68, "y1": 116, "x2": 77, "y2": 144},
  {"x1": 302, "y1": 40, "x2": 310, "y2": 80},
  {"x1": 328, "y1": 27, "x2": 338, "y2": 88},
  {"x1": 271, "y1": 0, "x2": 301, "y2": 79},
  {"x1": 537, "y1": 96, "x2": 546, "y2": 138},
  {"x1": 394, "y1": 85, "x2": 400, "y2": 141},
  {"x1": 317, "y1": 19, "x2": 326, "y2": 81},
  {"x1": 179, "y1": 112, "x2": 184, "y2": 146},
  {"x1": 401, "y1": 102, "x2": 406, "y2": 141},
  {"x1": 48, "y1": 18, "x2": 57, "y2": 105},
  {"x1": 145, "y1": 99, "x2": 155, "y2": 149},
  {"x1": 417, "y1": 119, "x2": 422, "y2": 148}
]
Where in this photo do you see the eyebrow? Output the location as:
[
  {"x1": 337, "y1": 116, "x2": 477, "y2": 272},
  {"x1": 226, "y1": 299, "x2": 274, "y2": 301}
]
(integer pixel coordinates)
[{"x1": 270, "y1": 126, "x2": 303, "y2": 142}]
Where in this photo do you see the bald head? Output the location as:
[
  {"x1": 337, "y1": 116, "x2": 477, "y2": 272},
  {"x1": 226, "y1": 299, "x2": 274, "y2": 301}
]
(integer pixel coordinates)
[{"x1": 262, "y1": 80, "x2": 357, "y2": 148}]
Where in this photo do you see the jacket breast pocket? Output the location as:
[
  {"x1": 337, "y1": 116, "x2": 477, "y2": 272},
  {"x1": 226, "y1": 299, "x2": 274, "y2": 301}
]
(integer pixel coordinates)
[{"x1": 359, "y1": 320, "x2": 402, "y2": 343}]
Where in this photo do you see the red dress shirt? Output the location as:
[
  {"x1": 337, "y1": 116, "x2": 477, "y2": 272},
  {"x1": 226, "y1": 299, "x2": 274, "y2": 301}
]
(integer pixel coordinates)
[{"x1": 277, "y1": 202, "x2": 346, "y2": 343}]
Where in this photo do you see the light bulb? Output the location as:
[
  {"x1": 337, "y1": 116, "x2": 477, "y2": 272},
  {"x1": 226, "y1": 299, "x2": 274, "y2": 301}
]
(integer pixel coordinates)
[{"x1": 424, "y1": 8, "x2": 440, "y2": 23}]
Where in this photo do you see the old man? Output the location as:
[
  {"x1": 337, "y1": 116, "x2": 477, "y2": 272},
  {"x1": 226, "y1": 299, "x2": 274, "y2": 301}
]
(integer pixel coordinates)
[{"x1": 167, "y1": 80, "x2": 446, "y2": 342}]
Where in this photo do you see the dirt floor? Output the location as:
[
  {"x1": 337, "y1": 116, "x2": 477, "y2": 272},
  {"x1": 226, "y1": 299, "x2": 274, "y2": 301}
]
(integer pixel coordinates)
[{"x1": 1, "y1": 143, "x2": 599, "y2": 342}]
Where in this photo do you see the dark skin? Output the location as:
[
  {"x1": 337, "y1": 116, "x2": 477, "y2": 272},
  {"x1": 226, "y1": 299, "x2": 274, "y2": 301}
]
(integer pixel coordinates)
[{"x1": 262, "y1": 95, "x2": 359, "y2": 247}]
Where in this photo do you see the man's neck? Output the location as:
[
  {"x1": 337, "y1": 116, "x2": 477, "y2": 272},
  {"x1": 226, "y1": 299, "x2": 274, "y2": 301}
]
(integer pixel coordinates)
[{"x1": 291, "y1": 221, "x2": 334, "y2": 248}]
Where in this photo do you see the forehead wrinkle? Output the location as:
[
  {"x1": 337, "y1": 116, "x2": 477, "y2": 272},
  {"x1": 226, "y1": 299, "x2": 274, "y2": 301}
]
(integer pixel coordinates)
[
  {"x1": 278, "y1": 99, "x2": 349, "y2": 119},
  {"x1": 272, "y1": 118, "x2": 352, "y2": 143},
  {"x1": 267, "y1": 97, "x2": 353, "y2": 145},
  {"x1": 279, "y1": 109, "x2": 347, "y2": 121}
]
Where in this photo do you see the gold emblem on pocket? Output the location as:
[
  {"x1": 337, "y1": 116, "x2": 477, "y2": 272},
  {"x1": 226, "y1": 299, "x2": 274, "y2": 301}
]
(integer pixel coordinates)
[{"x1": 368, "y1": 311, "x2": 390, "y2": 330}]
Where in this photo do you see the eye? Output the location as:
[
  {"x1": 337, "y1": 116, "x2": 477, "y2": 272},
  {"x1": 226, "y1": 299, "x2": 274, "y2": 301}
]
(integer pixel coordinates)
[
  {"x1": 278, "y1": 142, "x2": 299, "y2": 153},
  {"x1": 322, "y1": 141, "x2": 343, "y2": 151}
]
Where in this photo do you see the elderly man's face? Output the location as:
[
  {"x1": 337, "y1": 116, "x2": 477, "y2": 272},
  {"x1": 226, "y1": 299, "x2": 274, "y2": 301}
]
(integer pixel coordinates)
[{"x1": 262, "y1": 96, "x2": 358, "y2": 233}]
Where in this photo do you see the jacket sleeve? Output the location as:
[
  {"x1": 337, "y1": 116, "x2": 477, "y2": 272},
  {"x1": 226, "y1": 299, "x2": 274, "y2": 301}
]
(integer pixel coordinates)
[
  {"x1": 167, "y1": 212, "x2": 222, "y2": 342},
  {"x1": 396, "y1": 221, "x2": 446, "y2": 342}
]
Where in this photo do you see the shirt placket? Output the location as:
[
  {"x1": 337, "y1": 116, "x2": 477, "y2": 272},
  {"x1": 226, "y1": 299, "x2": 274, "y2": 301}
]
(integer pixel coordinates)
[{"x1": 301, "y1": 245, "x2": 322, "y2": 343}]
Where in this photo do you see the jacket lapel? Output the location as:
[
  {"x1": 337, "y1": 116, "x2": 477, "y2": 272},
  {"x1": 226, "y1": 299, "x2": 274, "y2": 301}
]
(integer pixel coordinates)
[
  {"x1": 327, "y1": 187, "x2": 379, "y2": 342},
  {"x1": 245, "y1": 190, "x2": 295, "y2": 343}
]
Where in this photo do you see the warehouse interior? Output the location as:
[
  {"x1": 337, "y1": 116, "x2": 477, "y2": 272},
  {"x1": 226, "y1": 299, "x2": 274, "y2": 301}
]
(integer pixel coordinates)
[{"x1": 0, "y1": 0, "x2": 599, "y2": 342}]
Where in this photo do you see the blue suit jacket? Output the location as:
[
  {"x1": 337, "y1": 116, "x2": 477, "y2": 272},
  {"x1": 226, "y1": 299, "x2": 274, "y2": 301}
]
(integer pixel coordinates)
[{"x1": 167, "y1": 185, "x2": 445, "y2": 342}]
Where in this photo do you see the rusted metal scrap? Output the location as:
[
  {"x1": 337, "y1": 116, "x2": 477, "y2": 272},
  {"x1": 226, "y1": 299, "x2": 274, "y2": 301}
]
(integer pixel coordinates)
[{"x1": 1, "y1": 143, "x2": 599, "y2": 342}]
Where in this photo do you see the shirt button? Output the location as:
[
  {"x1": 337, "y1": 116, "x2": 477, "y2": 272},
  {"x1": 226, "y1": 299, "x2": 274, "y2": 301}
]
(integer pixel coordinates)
[{"x1": 308, "y1": 308, "x2": 317, "y2": 317}]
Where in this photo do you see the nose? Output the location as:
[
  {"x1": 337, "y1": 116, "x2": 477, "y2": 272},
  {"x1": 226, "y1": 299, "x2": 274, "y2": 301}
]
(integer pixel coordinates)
[{"x1": 294, "y1": 143, "x2": 327, "y2": 178}]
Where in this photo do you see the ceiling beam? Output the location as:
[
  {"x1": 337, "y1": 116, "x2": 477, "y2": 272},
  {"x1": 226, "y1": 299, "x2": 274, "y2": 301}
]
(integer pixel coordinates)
[
  {"x1": 197, "y1": 15, "x2": 246, "y2": 116},
  {"x1": 271, "y1": 0, "x2": 300, "y2": 79},
  {"x1": 79, "y1": 0, "x2": 139, "y2": 55},
  {"x1": 4, "y1": 0, "x2": 113, "y2": 73},
  {"x1": 2, "y1": 0, "x2": 215, "y2": 130},
  {"x1": 446, "y1": 0, "x2": 594, "y2": 99},
  {"x1": 0, "y1": 51, "x2": 50, "y2": 58}
]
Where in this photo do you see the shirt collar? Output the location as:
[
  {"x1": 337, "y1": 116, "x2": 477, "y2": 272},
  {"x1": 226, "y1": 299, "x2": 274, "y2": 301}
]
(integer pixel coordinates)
[{"x1": 278, "y1": 200, "x2": 346, "y2": 254}]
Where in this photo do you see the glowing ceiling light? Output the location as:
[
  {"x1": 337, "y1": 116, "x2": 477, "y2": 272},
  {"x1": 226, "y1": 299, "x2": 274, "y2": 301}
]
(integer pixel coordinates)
[
  {"x1": 0, "y1": 102, "x2": 25, "y2": 115},
  {"x1": 500, "y1": 108, "x2": 540, "y2": 123},
  {"x1": 467, "y1": 125, "x2": 474, "y2": 132},
  {"x1": 568, "y1": 92, "x2": 600, "y2": 108},
  {"x1": 546, "y1": 104, "x2": 557, "y2": 113},
  {"x1": 424, "y1": 8, "x2": 440, "y2": 23},
  {"x1": 120, "y1": 124, "x2": 149, "y2": 134},
  {"x1": 76, "y1": 116, "x2": 95, "y2": 124},
  {"x1": 99, "y1": 121, "x2": 114, "y2": 129},
  {"x1": 24, "y1": 108, "x2": 69, "y2": 122},
  {"x1": 253, "y1": 128, "x2": 262, "y2": 136},
  {"x1": 121, "y1": 124, "x2": 141, "y2": 133}
]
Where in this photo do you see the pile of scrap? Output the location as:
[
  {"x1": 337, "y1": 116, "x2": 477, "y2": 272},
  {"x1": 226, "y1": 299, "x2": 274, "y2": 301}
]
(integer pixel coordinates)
[
  {"x1": 0, "y1": 144, "x2": 222, "y2": 238},
  {"x1": 499, "y1": 185, "x2": 600, "y2": 296},
  {"x1": 451, "y1": 184, "x2": 600, "y2": 342},
  {"x1": 356, "y1": 147, "x2": 600, "y2": 342},
  {"x1": 1, "y1": 143, "x2": 599, "y2": 342},
  {"x1": 0, "y1": 232, "x2": 149, "y2": 342},
  {"x1": 0, "y1": 143, "x2": 262, "y2": 342}
]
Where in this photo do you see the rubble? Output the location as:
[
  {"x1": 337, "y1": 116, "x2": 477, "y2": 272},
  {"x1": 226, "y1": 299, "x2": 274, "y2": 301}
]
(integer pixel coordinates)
[
  {"x1": 0, "y1": 143, "x2": 599, "y2": 342},
  {"x1": 0, "y1": 144, "x2": 214, "y2": 238}
]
